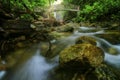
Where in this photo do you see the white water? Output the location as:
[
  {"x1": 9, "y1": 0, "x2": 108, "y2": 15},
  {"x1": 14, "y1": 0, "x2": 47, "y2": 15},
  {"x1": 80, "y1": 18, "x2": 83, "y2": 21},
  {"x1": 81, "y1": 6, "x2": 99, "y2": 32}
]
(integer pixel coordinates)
[
  {"x1": 52, "y1": 30, "x2": 105, "y2": 56},
  {"x1": 78, "y1": 26, "x2": 97, "y2": 30},
  {"x1": 85, "y1": 34, "x2": 120, "y2": 68},
  {"x1": 1, "y1": 48, "x2": 58, "y2": 80},
  {"x1": 74, "y1": 30, "x2": 104, "y2": 36},
  {"x1": 0, "y1": 71, "x2": 6, "y2": 80},
  {"x1": 105, "y1": 45, "x2": 120, "y2": 68},
  {"x1": 53, "y1": 29, "x2": 120, "y2": 69}
]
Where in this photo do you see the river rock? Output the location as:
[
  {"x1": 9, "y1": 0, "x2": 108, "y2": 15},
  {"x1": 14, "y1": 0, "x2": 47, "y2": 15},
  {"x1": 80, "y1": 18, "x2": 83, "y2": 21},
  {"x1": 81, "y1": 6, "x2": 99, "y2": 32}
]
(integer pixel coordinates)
[
  {"x1": 58, "y1": 43, "x2": 120, "y2": 80},
  {"x1": 96, "y1": 31, "x2": 120, "y2": 44},
  {"x1": 56, "y1": 64, "x2": 120, "y2": 80},
  {"x1": 1, "y1": 20, "x2": 35, "y2": 39},
  {"x1": 59, "y1": 43, "x2": 104, "y2": 71},
  {"x1": 56, "y1": 23, "x2": 74, "y2": 32},
  {"x1": 75, "y1": 36, "x2": 96, "y2": 45},
  {"x1": 93, "y1": 64, "x2": 119, "y2": 80},
  {"x1": 101, "y1": 22, "x2": 120, "y2": 30},
  {"x1": 110, "y1": 23, "x2": 120, "y2": 30}
]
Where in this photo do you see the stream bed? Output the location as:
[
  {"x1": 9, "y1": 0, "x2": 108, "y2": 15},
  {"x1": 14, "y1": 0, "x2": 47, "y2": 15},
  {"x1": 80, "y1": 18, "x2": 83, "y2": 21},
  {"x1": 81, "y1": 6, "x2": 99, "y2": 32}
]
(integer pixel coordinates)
[{"x1": 0, "y1": 26, "x2": 120, "y2": 80}]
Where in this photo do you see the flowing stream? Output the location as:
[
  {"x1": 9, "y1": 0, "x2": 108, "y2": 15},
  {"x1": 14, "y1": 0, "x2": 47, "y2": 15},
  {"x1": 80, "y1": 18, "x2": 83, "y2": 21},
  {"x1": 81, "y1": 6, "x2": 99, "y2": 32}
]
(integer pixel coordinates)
[
  {"x1": 0, "y1": 26, "x2": 120, "y2": 80},
  {"x1": 0, "y1": 45, "x2": 58, "y2": 80}
]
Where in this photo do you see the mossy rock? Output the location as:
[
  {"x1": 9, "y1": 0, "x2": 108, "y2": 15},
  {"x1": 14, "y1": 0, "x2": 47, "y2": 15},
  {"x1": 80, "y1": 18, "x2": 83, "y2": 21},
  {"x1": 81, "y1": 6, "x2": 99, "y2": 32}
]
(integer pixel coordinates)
[
  {"x1": 59, "y1": 43, "x2": 104, "y2": 71},
  {"x1": 55, "y1": 64, "x2": 120, "y2": 80},
  {"x1": 56, "y1": 23, "x2": 74, "y2": 32},
  {"x1": 108, "y1": 47, "x2": 118, "y2": 55},
  {"x1": 93, "y1": 64, "x2": 119, "y2": 80},
  {"x1": 75, "y1": 36, "x2": 97, "y2": 45}
]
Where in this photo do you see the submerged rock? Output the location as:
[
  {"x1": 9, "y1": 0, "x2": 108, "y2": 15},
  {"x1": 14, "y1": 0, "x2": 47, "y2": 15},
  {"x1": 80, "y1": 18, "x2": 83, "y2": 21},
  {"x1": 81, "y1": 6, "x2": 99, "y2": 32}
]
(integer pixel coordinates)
[
  {"x1": 108, "y1": 47, "x2": 118, "y2": 55},
  {"x1": 75, "y1": 36, "x2": 97, "y2": 45},
  {"x1": 59, "y1": 43, "x2": 104, "y2": 71}
]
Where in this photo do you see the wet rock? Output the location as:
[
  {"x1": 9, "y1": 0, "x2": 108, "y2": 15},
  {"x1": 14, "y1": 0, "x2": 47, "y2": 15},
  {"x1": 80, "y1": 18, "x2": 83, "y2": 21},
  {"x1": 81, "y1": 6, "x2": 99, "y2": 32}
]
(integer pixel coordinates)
[
  {"x1": 2, "y1": 20, "x2": 32, "y2": 30},
  {"x1": 57, "y1": 41, "x2": 119, "y2": 80},
  {"x1": 16, "y1": 42, "x2": 24, "y2": 48},
  {"x1": 108, "y1": 47, "x2": 118, "y2": 55},
  {"x1": 110, "y1": 23, "x2": 120, "y2": 30},
  {"x1": 56, "y1": 63, "x2": 120, "y2": 80},
  {"x1": 101, "y1": 22, "x2": 111, "y2": 28},
  {"x1": 50, "y1": 31, "x2": 71, "y2": 39},
  {"x1": 99, "y1": 22, "x2": 120, "y2": 30},
  {"x1": 79, "y1": 22, "x2": 91, "y2": 27},
  {"x1": 1, "y1": 20, "x2": 35, "y2": 39},
  {"x1": 0, "y1": 27, "x2": 6, "y2": 39},
  {"x1": 5, "y1": 55, "x2": 16, "y2": 68},
  {"x1": 96, "y1": 31, "x2": 120, "y2": 44},
  {"x1": 75, "y1": 36, "x2": 97, "y2": 45},
  {"x1": 0, "y1": 57, "x2": 6, "y2": 70},
  {"x1": 93, "y1": 64, "x2": 120, "y2": 80},
  {"x1": 59, "y1": 43, "x2": 104, "y2": 71},
  {"x1": 56, "y1": 23, "x2": 74, "y2": 32}
]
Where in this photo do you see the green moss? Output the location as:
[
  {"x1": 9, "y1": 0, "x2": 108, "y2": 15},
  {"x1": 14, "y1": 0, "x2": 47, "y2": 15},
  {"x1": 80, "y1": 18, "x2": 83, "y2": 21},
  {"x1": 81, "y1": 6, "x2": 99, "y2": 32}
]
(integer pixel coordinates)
[
  {"x1": 76, "y1": 36, "x2": 97, "y2": 45},
  {"x1": 59, "y1": 43, "x2": 104, "y2": 69}
]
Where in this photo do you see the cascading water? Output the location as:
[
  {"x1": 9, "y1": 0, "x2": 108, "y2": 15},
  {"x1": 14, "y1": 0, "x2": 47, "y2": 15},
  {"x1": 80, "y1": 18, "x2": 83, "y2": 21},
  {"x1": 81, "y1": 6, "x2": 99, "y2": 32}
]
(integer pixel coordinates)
[
  {"x1": 0, "y1": 71, "x2": 6, "y2": 80},
  {"x1": 52, "y1": 27, "x2": 104, "y2": 55},
  {"x1": 105, "y1": 45, "x2": 120, "y2": 68},
  {"x1": 94, "y1": 37, "x2": 120, "y2": 68},
  {"x1": 52, "y1": 27, "x2": 120, "y2": 69},
  {"x1": 1, "y1": 46, "x2": 58, "y2": 80}
]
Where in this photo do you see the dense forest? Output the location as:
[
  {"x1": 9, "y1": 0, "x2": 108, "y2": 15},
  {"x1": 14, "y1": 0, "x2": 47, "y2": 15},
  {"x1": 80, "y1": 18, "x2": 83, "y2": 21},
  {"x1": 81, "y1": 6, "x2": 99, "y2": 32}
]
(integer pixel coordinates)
[
  {"x1": 1, "y1": 0, "x2": 120, "y2": 22},
  {"x1": 0, "y1": 0, "x2": 120, "y2": 80}
]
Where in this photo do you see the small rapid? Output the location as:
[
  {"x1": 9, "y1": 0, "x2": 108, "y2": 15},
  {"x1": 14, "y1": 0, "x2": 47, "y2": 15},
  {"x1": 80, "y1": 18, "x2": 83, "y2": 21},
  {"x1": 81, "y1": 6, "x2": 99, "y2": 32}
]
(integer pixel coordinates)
[
  {"x1": 1, "y1": 46, "x2": 58, "y2": 80},
  {"x1": 52, "y1": 27, "x2": 120, "y2": 69},
  {"x1": 52, "y1": 28, "x2": 104, "y2": 55},
  {"x1": 105, "y1": 45, "x2": 120, "y2": 68}
]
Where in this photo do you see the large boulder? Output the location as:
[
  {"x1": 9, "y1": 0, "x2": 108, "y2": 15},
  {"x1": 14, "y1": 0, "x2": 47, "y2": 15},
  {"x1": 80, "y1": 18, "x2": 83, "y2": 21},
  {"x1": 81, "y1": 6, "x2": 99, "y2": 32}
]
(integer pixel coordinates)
[
  {"x1": 59, "y1": 43, "x2": 104, "y2": 71},
  {"x1": 58, "y1": 43, "x2": 120, "y2": 80},
  {"x1": 75, "y1": 36, "x2": 97, "y2": 45}
]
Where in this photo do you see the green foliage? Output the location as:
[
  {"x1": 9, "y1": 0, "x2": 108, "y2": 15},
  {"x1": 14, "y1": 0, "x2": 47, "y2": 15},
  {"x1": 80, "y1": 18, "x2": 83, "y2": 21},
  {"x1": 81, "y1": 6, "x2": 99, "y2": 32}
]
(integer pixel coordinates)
[
  {"x1": 0, "y1": 0, "x2": 54, "y2": 20},
  {"x1": 63, "y1": 0, "x2": 120, "y2": 22},
  {"x1": 63, "y1": 0, "x2": 97, "y2": 7},
  {"x1": 10, "y1": 0, "x2": 48, "y2": 10},
  {"x1": 76, "y1": 0, "x2": 120, "y2": 21},
  {"x1": 20, "y1": 14, "x2": 34, "y2": 20}
]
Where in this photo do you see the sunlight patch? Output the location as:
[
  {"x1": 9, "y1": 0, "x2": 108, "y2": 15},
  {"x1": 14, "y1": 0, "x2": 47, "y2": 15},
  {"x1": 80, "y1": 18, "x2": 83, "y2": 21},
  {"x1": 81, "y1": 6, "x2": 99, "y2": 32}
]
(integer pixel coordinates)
[{"x1": 53, "y1": 0, "x2": 63, "y2": 5}]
